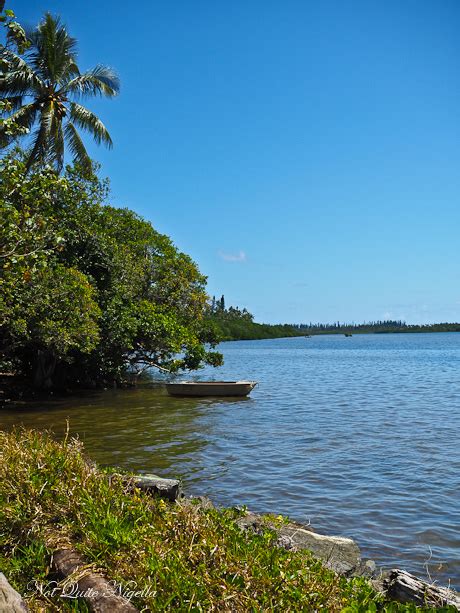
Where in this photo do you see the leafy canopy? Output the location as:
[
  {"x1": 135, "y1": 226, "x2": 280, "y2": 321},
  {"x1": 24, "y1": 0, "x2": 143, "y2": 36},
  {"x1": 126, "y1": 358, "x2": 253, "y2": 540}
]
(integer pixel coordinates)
[{"x1": 0, "y1": 153, "x2": 222, "y2": 387}]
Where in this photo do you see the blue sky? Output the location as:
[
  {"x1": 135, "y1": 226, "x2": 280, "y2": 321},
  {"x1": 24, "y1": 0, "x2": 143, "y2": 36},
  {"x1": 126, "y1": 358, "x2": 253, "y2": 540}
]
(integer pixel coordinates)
[{"x1": 14, "y1": 0, "x2": 460, "y2": 324}]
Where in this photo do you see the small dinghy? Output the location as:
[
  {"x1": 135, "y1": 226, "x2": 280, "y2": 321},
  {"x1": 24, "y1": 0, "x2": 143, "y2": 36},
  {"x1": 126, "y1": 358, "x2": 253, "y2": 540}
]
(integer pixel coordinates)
[{"x1": 166, "y1": 381, "x2": 257, "y2": 397}]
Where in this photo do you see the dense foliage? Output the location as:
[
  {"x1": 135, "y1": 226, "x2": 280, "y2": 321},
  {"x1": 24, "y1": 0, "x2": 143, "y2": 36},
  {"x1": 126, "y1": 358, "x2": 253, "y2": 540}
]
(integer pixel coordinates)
[
  {"x1": 0, "y1": 6, "x2": 31, "y2": 140},
  {"x1": 208, "y1": 295, "x2": 305, "y2": 341},
  {"x1": 0, "y1": 155, "x2": 222, "y2": 388}
]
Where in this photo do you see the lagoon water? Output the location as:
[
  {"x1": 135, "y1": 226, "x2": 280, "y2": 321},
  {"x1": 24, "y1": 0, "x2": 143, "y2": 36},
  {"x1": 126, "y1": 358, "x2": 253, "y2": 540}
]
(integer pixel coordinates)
[{"x1": 1, "y1": 333, "x2": 459, "y2": 588}]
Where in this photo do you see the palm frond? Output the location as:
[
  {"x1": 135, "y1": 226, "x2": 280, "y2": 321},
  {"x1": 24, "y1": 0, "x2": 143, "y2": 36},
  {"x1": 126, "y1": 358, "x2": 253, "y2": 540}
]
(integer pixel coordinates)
[
  {"x1": 0, "y1": 48, "x2": 45, "y2": 96},
  {"x1": 0, "y1": 69, "x2": 45, "y2": 96},
  {"x1": 0, "y1": 46, "x2": 27, "y2": 69},
  {"x1": 25, "y1": 13, "x2": 78, "y2": 85},
  {"x1": 24, "y1": 101, "x2": 53, "y2": 171},
  {"x1": 0, "y1": 102, "x2": 38, "y2": 148},
  {"x1": 0, "y1": 96, "x2": 24, "y2": 111},
  {"x1": 61, "y1": 65, "x2": 120, "y2": 98},
  {"x1": 69, "y1": 102, "x2": 113, "y2": 148},
  {"x1": 60, "y1": 58, "x2": 80, "y2": 85},
  {"x1": 1, "y1": 101, "x2": 38, "y2": 128},
  {"x1": 64, "y1": 121, "x2": 92, "y2": 173}
]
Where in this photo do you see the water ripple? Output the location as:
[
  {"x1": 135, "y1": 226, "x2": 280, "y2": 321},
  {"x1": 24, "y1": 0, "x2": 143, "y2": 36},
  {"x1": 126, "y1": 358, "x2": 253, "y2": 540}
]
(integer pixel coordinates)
[{"x1": 1, "y1": 333, "x2": 459, "y2": 587}]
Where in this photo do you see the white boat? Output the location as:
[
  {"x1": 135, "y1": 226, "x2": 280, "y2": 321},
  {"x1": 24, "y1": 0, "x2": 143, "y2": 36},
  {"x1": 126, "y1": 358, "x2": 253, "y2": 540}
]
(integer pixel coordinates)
[{"x1": 166, "y1": 380, "x2": 257, "y2": 397}]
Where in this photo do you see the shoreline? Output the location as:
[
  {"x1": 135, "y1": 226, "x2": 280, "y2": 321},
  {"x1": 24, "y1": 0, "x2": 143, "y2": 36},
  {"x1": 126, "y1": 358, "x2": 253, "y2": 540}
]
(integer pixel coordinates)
[
  {"x1": 222, "y1": 328, "x2": 460, "y2": 341},
  {"x1": 1, "y1": 429, "x2": 459, "y2": 611},
  {"x1": 145, "y1": 475, "x2": 460, "y2": 602},
  {"x1": 1, "y1": 360, "x2": 459, "y2": 602}
]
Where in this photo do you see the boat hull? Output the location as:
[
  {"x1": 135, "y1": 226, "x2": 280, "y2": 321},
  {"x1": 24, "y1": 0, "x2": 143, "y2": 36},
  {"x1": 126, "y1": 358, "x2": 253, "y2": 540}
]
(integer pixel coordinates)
[{"x1": 166, "y1": 381, "x2": 257, "y2": 397}]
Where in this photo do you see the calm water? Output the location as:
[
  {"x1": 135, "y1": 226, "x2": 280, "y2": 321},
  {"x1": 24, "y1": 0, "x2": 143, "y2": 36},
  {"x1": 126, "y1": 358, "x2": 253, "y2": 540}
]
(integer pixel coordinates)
[{"x1": 1, "y1": 333, "x2": 459, "y2": 588}]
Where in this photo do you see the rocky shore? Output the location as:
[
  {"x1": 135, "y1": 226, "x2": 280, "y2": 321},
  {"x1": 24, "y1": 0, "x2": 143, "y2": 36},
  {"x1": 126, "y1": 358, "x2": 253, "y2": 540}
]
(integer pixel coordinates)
[
  {"x1": 134, "y1": 473, "x2": 460, "y2": 611},
  {"x1": 1, "y1": 434, "x2": 459, "y2": 612}
]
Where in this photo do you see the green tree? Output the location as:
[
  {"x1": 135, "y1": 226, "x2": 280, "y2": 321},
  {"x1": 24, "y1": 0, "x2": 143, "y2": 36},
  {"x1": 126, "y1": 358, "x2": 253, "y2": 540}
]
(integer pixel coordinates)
[
  {"x1": 0, "y1": 12, "x2": 119, "y2": 173},
  {"x1": 0, "y1": 154, "x2": 222, "y2": 388},
  {"x1": 0, "y1": 6, "x2": 31, "y2": 141},
  {"x1": 0, "y1": 155, "x2": 101, "y2": 385}
]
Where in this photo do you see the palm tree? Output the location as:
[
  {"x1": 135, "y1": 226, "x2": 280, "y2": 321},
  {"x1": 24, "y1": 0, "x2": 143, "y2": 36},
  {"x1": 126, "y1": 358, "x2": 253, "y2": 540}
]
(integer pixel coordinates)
[{"x1": 0, "y1": 13, "x2": 119, "y2": 173}]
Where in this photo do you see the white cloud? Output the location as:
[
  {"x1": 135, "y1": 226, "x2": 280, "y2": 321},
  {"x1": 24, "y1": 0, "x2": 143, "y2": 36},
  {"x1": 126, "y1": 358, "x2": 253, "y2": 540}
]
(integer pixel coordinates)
[
  {"x1": 382, "y1": 311, "x2": 406, "y2": 321},
  {"x1": 218, "y1": 250, "x2": 246, "y2": 263}
]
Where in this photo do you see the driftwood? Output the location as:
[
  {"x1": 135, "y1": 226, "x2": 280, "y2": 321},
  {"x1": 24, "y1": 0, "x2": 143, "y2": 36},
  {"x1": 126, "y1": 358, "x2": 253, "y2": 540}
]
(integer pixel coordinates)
[
  {"x1": 385, "y1": 569, "x2": 460, "y2": 610},
  {"x1": 0, "y1": 573, "x2": 28, "y2": 612},
  {"x1": 52, "y1": 549, "x2": 138, "y2": 612}
]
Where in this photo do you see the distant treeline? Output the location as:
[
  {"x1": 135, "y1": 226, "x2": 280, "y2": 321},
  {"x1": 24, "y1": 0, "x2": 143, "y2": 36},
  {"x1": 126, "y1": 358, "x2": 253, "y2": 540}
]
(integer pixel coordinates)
[
  {"x1": 208, "y1": 296, "x2": 304, "y2": 341},
  {"x1": 208, "y1": 297, "x2": 460, "y2": 341},
  {"x1": 295, "y1": 321, "x2": 460, "y2": 334}
]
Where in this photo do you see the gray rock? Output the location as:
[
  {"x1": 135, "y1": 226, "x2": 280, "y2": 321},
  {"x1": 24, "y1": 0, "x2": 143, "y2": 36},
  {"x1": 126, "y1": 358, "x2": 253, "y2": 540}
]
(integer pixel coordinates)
[
  {"x1": 0, "y1": 573, "x2": 28, "y2": 612},
  {"x1": 189, "y1": 496, "x2": 215, "y2": 510},
  {"x1": 236, "y1": 512, "x2": 362, "y2": 576},
  {"x1": 353, "y1": 558, "x2": 378, "y2": 578},
  {"x1": 280, "y1": 523, "x2": 361, "y2": 575},
  {"x1": 133, "y1": 474, "x2": 182, "y2": 502}
]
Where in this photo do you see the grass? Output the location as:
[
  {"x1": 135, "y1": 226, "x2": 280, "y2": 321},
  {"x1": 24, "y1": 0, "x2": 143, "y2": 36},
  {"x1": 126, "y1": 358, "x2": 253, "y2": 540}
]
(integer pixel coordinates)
[{"x1": 0, "y1": 428, "x2": 456, "y2": 612}]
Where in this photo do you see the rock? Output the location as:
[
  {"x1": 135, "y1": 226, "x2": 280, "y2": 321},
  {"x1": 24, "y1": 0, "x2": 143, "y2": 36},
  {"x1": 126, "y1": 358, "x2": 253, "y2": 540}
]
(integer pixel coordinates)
[
  {"x1": 371, "y1": 569, "x2": 390, "y2": 594},
  {"x1": 353, "y1": 558, "x2": 378, "y2": 578},
  {"x1": 384, "y1": 569, "x2": 460, "y2": 610},
  {"x1": 0, "y1": 573, "x2": 28, "y2": 612},
  {"x1": 133, "y1": 474, "x2": 182, "y2": 502},
  {"x1": 236, "y1": 512, "x2": 362, "y2": 576},
  {"x1": 185, "y1": 496, "x2": 215, "y2": 511},
  {"x1": 279, "y1": 524, "x2": 362, "y2": 575},
  {"x1": 365, "y1": 559, "x2": 377, "y2": 573}
]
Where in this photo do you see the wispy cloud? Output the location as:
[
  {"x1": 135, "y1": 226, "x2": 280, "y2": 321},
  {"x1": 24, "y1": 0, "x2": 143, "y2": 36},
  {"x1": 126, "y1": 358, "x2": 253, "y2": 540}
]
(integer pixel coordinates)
[
  {"x1": 218, "y1": 250, "x2": 247, "y2": 263},
  {"x1": 382, "y1": 311, "x2": 406, "y2": 321}
]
